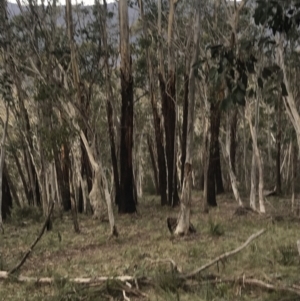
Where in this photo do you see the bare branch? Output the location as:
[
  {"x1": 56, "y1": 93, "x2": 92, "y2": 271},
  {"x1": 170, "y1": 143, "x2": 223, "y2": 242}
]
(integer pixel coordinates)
[
  {"x1": 9, "y1": 201, "x2": 55, "y2": 275},
  {"x1": 180, "y1": 229, "x2": 266, "y2": 279}
]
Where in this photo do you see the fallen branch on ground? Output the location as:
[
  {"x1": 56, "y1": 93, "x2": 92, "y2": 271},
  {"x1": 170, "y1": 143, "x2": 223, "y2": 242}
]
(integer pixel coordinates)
[
  {"x1": 0, "y1": 271, "x2": 138, "y2": 284},
  {"x1": 199, "y1": 275, "x2": 300, "y2": 296},
  {"x1": 180, "y1": 229, "x2": 266, "y2": 279},
  {"x1": 9, "y1": 201, "x2": 55, "y2": 275}
]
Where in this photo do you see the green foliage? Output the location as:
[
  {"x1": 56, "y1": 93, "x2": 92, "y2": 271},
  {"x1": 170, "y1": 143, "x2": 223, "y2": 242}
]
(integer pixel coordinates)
[{"x1": 208, "y1": 218, "x2": 225, "y2": 237}]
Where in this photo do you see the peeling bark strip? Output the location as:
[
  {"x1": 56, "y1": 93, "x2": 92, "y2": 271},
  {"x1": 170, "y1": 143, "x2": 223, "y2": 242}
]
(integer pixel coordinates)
[
  {"x1": 118, "y1": 0, "x2": 136, "y2": 213},
  {"x1": 147, "y1": 135, "x2": 159, "y2": 195}
]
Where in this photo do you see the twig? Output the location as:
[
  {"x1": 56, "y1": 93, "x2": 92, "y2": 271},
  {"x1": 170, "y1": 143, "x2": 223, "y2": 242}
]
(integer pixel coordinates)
[
  {"x1": 9, "y1": 201, "x2": 55, "y2": 275},
  {"x1": 180, "y1": 229, "x2": 266, "y2": 279},
  {"x1": 123, "y1": 290, "x2": 130, "y2": 301}
]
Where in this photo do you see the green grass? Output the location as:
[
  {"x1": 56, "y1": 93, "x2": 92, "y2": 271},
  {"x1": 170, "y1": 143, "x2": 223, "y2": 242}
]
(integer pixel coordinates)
[{"x1": 0, "y1": 192, "x2": 300, "y2": 300}]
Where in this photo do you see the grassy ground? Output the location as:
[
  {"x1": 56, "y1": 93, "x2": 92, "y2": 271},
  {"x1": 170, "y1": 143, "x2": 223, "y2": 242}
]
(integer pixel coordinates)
[{"x1": 0, "y1": 192, "x2": 300, "y2": 300}]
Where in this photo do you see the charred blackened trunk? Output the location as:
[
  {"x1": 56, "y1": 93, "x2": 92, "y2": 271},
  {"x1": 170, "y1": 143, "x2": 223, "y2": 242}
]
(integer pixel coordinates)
[
  {"x1": 230, "y1": 108, "x2": 238, "y2": 175},
  {"x1": 1, "y1": 166, "x2": 12, "y2": 219},
  {"x1": 215, "y1": 145, "x2": 224, "y2": 194},
  {"x1": 276, "y1": 95, "x2": 282, "y2": 194},
  {"x1": 59, "y1": 144, "x2": 71, "y2": 211},
  {"x1": 118, "y1": 0, "x2": 136, "y2": 213},
  {"x1": 118, "y1": 73, "x2": 136, "y2": 213},
  {"x1": 206, "y1": 103, "x2": 220, "y2": 207},
  {"x1": 214, "y1": 106, "x2": 224, "y2": 194},
  {"x1": 181, "y1": 73, "x2": 189, "y2": 185},
  {"x1": 159, "y1": 73, "x2": 179, "y2": 207},
  {"x1": 147, "y1": 135, "x2": 160, "y2": 195}
]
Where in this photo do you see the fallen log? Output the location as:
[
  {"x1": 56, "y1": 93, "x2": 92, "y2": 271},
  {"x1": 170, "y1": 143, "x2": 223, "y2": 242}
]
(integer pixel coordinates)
[{"x1": 0, "y1": 271, "x2": 137, "y2": 284}]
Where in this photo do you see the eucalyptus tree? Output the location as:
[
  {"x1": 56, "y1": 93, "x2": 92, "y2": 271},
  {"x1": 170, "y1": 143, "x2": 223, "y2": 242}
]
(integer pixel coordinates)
[
  {"x1": 157, "y1": 0, "x2": 180, "y2": 207},
  {"x1": 175, "y1": 1, "x2": 200, "y2": 235},
  {"x1": 254, "y1": 0, "x2": 300, "y2": 209}
]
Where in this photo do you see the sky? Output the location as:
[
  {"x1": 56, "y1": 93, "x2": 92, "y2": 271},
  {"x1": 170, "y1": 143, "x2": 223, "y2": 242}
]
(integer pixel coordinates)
[{"x1": 9, "y1": 0, "x2": 115, "y2": 5}]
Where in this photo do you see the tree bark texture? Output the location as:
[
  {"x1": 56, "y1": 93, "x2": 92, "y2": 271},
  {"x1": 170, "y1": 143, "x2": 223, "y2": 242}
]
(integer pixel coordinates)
[
  {"x1": 206, "y1": 103, "x2": 223, "y2": 207},
  {"x1": 147, "y1": 135, "x2": 160, "y2": 195},
  {"x1": 276, "y1": 95, "x2": 282, "y2": 194},
  {"x1": 1, "y1": 165, "x2": 12, "y2": 220},
  {"x1": 230, "y1": 108, "x2": 238, "y2": 175},
  {"x1": 118, "y1": 0, "x2": 136, "y2": 213},
  {"x1": 159, "y1": 73, "x2": 179, "y2": 207},
  {"x1": 181, "y1": 73, "x2": 189, "y2": 185}
]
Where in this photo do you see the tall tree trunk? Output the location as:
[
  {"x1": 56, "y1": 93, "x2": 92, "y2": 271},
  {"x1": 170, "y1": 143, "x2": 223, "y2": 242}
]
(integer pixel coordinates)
[
  {"x1": 276, "y1": 95, "x2": 282, "y2": 194},
  {"x1": 206, "y1": 103, "x2": 219, "y2": 207},
  {"x1": 118, "y1": 0, "x2": 136, "y2": 213},
  {"x1": 0, "y1": 105, "x2": 9, "y2": 232},
  {"x1": 147, "y1": 135, "x2": 160, "y2": 195},
  {"x1": 175, "y1": 5, "x2": 200, "y2": 235},
  {"x1": 247, "y1": 102, "x2": 266, "y2": 214},
  {"x1": 3, "y1": 163, "x2": 21, "y2": 208},
  {"x1": 100, "y1": 0, "x2": 120, "y2": 206},
  {"x1": 181, "y1": 72, "x2": 189, "y2": 186},
  {"x1": 68, "y1": 159, "x2": 80, "y2": 233},
  {"x1": 158, "y1": 0, "x2": 179, "y2": 207},
  {"x1": 1, "y1": 166, "x2": 12, "y2": 222},
  {"x1": 230, "y1": 108, "x2": 238, "y2": 175},
  {"x1": 220, "y1": 113, "x2": 243, "y2": 206}
]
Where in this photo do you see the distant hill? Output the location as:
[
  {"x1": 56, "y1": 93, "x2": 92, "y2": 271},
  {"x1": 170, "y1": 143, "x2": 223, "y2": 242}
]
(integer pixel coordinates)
[{"x1": 7, "y1": 1, "x2": 139, "y2": 27}]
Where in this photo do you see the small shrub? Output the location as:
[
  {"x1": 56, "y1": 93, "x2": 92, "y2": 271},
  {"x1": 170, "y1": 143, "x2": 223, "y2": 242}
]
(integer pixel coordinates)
[
  {"x1": 209, "y1": 219, "x2": 225, "y2": 237},
  {"x1": 278, "y1": 244, "x2": 299, "y2": 266}
]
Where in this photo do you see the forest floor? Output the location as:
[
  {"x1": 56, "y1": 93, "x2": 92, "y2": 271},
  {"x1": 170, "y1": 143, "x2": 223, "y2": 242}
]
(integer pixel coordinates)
[{"x1": 0, "y1": 192, "x2": 300, "y2": 301}]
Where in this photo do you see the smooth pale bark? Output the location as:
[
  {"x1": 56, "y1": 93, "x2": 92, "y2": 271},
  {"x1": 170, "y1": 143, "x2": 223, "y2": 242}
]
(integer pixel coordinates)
[
  {"x1": 276, "y1": 95, "x2": 282, "y2": 194},
  {"x1": 69, "y1": 162, "x2": 80, "y2": 233},
  {"x1": 247, "y1": 109, "x2": 266, "y2": 213},
  {"x1": 243, "y1": 109, "x2": 248, "y2": 191},
  {"x1": 291, "y1": 142, "x2": 297, "y2": 212},
  {"x1": 249, "y1": 152, "x2": 256, "y2": 210},
  {"x1": 277, "y1": 35, "x2": 300, "y2": 151},
  {"x1": 147, "y1": 135, "x2": 159, "y2": 195},
  {"x1": 0, "y1": 105, "x2": 9, "y2": 233},
  {"x1": 219, "y1": 113, "x2": 243, "y2": 207},
  {"x1": 175, "y1": 5, "x2": 200, "y2": 236},
  {"x1": 80, "y1": 132, "x2": 118, "y2": 236}
]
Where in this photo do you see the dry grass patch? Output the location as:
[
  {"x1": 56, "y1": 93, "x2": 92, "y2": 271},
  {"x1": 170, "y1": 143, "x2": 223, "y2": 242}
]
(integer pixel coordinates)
[{"x1": 0, "y1": 192, "x2": 300, "y2": 300}]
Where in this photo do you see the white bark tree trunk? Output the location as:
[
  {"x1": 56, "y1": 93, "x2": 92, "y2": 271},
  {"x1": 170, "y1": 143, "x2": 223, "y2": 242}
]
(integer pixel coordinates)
[
  {"x1": 175, "y1": 5, "x2": 200, "y2": 235},
  {"x1": 277, "y1": 34, "x2": 300, "y2": 151},
  {"x1": 246, "y1": 104, "x2": 266, "y2": 213},
  {"x1": 219, "y1": 113, "x2": 243, "y2": 207},
  {"x1": 80, "y1": 132, "x2": 118, "y2": 236}
]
